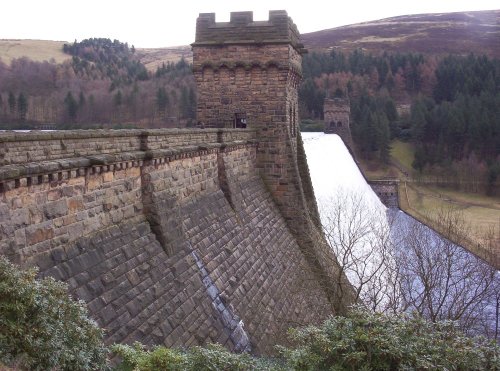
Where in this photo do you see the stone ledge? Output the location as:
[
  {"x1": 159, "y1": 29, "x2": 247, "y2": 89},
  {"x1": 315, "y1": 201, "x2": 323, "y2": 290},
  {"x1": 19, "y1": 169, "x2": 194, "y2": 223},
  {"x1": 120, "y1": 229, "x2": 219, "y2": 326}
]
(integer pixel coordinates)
[
  {"x1": 0, "y1": 140, "x2": 259, "y2": 186},
  {"x1": 0, "y1": 128, "x2": 256, "y2": 143}
]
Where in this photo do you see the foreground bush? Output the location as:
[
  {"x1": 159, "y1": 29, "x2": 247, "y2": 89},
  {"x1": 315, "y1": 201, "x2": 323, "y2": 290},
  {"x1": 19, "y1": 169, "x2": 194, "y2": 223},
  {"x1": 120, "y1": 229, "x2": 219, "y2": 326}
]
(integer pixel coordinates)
[
  {"x1": 112, "y1": 343, "x2": 271, "y2": 371},
  {"x1": 114, "y1": 308, "x2": 500, "y2": 371},
  {"x1": 0, "y1": 257, "x2": 108, "y2": 370},
  {"x1": 280, "y1": 307, "x2": 500, "y2": 370}
]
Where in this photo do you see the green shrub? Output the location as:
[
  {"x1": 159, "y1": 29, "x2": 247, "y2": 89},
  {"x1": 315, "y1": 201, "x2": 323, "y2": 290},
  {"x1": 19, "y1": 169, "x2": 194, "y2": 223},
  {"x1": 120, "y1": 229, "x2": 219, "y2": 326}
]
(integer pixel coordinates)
[
  {"x1": 113, "y1": 343, "x2": 269, "y2": 371},
  {"x1": 113, "y1": 343, "x2": 188, "y2": 371},
  {"x1": 300, "y1": 119, "x2": 324, "y2": 132},
  {"x1": 278, "y1": 307, "x2": 500, "y2": 370},
  {"x1": 0, "y1": 257, "x2": 108, "y2": 370},
  {"x1": 113, "y1": 309, "x2": 500, "y2": 370}
]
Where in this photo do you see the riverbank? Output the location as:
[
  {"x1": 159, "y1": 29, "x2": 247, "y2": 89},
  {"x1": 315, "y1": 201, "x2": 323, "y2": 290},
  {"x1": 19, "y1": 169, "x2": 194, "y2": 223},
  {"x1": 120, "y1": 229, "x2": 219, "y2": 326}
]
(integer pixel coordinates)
[{"x1": 355, "y1": 141, "x2": 500, "y2": 270}]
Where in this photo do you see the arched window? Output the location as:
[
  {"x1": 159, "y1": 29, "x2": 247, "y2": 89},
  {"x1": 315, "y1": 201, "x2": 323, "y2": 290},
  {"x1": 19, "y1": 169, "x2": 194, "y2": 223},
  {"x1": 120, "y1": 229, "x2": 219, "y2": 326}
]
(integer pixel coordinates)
[
  {"x1": 337, "y1": 121, "x2": 342, "y2": 127},
  {"x1": 329, "y1": 121, "x2": 335, "y2": 129}
]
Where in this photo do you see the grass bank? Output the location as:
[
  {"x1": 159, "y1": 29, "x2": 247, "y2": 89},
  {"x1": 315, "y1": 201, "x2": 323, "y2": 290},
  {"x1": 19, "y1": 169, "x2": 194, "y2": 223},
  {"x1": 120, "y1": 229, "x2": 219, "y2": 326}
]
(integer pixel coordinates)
[{"x1": 355, "y1": 139, "x2": 500, "y2": 268}]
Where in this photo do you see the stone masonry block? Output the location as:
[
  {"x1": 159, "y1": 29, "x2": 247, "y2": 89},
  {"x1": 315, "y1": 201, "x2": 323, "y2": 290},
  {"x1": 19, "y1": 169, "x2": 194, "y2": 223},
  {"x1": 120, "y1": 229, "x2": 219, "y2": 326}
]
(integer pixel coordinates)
[{"x1": 43, "y1": 199, "x2": 68, "y2": 220}]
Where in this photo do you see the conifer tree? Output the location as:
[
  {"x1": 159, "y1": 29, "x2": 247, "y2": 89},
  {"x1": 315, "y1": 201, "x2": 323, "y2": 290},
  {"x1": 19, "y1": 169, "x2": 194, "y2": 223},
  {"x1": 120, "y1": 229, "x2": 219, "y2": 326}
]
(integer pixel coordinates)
[{"x1": 17, "y1": 93, "x2": 28, "y2": 121}]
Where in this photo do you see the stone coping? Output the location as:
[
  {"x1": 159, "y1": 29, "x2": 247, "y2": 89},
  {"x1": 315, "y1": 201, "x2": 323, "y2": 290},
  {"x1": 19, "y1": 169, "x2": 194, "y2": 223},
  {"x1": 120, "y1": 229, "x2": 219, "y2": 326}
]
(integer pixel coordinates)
[
  {"x1": 0, "y1": 128, "x2": 256, "y2": 143},
  {"x1": 0, "y1": 139, "x2": 258, "y2": 184}
]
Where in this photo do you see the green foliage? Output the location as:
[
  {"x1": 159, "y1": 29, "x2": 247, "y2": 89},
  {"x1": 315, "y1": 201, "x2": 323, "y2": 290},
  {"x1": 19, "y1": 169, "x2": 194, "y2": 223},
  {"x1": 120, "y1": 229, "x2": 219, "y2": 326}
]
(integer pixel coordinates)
[
  {"x1": 17, "y1": 93, "x2": 28, "y2": 121},
  {"x1": 0, "y1": 257, "x2": 108, "y2": 370},
  {"x1": 279, "y1": 308, "x2": 500, "y2": 371},
  {"x1": 155, "y1": 58, "x2": 192, "y2": 79},
  {"x1": 300, "y1": 50, "x2": 499, "y2": 176},
  {"x1": 64, "y1": 91, "x2": 78, "y2": 121},
  {"x1": 156, "y1": 86, "x2": 169, "y2": 116},
  {"x1": 113, "y1": 343, "x2": 268, "y2": 371},
  {"x1": 8, "y1": 91, "x2": 16, "y2": 114},
  {"x1": 299, "y1": 50, "x2": 426, "y2": 118},
  {"x1": 300, "y1": 119, "x2": 324, "y2": 132},
  {"x1": 113, "y1": 343, "x2": 187, "y2": 371},
  {"x1": 63, "y1": 38, "x2": 149, "y2": 88},
  {"x1": 180, "y1": 85, "x2": 196, "y2": 120},
  {"x1": 434, "y1": 54, "x2": 500, "y2": 103},
  {"x1": 351, "y1": 92, "x2": 396, "y2": 161},
  {"x1": 409, "y1": 90, "x2": 499, "y2": 170},
  {"x1": 113, "y1": 309, "x2": 500, "y2": 371}
]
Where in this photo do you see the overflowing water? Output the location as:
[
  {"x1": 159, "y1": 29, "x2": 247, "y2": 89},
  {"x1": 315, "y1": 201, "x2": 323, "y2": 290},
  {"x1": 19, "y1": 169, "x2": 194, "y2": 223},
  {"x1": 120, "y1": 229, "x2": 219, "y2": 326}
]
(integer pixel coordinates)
[
  {"x1": 302, "y1": 132, "x2": 499, "y2": 339},
  {"x1": 302, "y1": 132, "x2": 382, "y2": 207}
]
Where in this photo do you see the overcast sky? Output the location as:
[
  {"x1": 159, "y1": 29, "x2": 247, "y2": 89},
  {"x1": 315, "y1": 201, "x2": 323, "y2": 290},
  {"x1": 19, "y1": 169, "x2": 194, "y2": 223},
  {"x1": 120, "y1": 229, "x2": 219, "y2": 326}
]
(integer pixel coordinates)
[{"x1": 1, "y1": 0, "x2": 498, "y2": 48}]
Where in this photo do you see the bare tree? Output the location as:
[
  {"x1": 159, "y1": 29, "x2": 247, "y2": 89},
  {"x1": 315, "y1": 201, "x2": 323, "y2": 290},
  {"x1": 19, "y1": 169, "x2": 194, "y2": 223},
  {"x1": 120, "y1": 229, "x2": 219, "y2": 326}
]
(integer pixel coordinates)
[
  {"x1": 392, "y1": 208, "x2": 499, "y2": 338},
  {"x1": 315, "y1": 189, "x2": 499, "y2": 340},
  {"x1": 317, "y1": 190, "x2": 400, "y2": 313}
]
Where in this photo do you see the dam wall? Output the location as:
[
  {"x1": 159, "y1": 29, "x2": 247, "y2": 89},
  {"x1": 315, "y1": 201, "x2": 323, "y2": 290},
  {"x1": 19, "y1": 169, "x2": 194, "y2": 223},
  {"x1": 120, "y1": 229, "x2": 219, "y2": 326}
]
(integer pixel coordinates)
[
  {"x1": 0, "y1": 10, "x2": 355, "y2": 354},
  {"x1": 0, "y1": 128, "x2": 333, "y2": 353}
]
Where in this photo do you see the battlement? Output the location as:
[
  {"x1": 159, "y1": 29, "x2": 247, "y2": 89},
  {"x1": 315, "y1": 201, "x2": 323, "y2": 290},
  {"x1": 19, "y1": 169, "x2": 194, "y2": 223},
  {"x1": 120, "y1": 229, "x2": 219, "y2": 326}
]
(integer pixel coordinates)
[{"x1": 193, "y1": 10, "x2": 305, "y2": 52}]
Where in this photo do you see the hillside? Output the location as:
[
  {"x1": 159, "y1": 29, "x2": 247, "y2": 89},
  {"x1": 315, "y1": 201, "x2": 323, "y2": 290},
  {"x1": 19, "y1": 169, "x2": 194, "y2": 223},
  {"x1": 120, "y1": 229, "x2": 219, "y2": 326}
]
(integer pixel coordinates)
[
  {"x1": 0, "y1": 39, "x2": 70, "y2": 65},
  {"x1": 135, "y1": 45, "x2": 192, "y2": 71},
  {"x1": 1, "y1": 10, "x2": 498, "y2": 67},
  {"x1": 134, "y1": 10, "x2": 500, "y2": 64},
  {"x1": 301, "y1": 10, "x2": 500, "y2": 57}
]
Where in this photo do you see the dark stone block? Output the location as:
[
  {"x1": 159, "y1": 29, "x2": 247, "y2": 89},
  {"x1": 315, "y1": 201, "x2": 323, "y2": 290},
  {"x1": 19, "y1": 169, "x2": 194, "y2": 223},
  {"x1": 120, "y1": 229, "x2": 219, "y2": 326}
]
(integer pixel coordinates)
[
  {"x1": 87, "y1": 279, "x2": 105, "y2": 296},
  {"x1": 43, "y1": 199, "x2": 68, "y2": 220},
  {"x1": 43, "y1": 265, "x2": 66, "y2": 281},
  {"x1": 125, "y1": 300, "x2": 143, "y2": 317},
  {"x1": 36, "y1": 251, "x2": 55, "y2": 271}
]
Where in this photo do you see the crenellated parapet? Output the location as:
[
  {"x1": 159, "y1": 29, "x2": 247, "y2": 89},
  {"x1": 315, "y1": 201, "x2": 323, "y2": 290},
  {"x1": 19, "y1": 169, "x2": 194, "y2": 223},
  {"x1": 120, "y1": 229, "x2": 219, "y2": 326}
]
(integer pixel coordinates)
[
  {"x1": 193, "y1": 11, "x2": 305, "y2": 53},
  {"x1": 192, "y1": 10, "x2": 304, "y2": 133}
]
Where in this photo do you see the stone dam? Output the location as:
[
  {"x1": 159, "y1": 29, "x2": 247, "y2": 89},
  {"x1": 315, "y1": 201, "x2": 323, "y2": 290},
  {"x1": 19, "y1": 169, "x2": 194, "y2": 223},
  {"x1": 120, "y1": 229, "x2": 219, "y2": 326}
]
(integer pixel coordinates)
[{"x1": 0, "y1": 10, "x2": 353, "y2": 354}]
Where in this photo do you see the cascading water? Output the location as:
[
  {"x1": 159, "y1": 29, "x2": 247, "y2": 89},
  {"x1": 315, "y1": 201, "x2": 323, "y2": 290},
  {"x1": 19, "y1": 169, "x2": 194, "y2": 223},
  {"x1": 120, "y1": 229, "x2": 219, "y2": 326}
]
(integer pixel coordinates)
[{"x1": 303, "y1": 132, "x2": 499, "y2": 339}]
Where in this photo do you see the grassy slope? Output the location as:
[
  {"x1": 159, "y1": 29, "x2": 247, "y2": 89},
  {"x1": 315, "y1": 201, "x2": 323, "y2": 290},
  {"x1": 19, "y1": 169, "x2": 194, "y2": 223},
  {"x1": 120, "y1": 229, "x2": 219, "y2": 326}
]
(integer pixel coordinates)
[
  {"x1": 356, "y1": 138, "x2": 499, "y2": 266},
  {"x1": 0, "y1": 39, "x2": 71, "y2": 64},
  {"x1": 388, "y1": 140, "x2": 499, "y2": 263},
  {"x1": 135, "y1": 45, "x2": 192, "y2": 71},
  {"x1": 390, "y1": 140, "x2": 414, "y2": 170}
]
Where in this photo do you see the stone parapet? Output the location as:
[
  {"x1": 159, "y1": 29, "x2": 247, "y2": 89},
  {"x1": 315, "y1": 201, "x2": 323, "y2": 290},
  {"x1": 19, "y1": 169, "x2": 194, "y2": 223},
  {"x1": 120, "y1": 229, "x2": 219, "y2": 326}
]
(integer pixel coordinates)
[
  {"x1": 0, "y1": 129, "x2": 256, "y2": 166},
  {"x1": 0, "y1": 132, "x2": 257, "y2": 193}
]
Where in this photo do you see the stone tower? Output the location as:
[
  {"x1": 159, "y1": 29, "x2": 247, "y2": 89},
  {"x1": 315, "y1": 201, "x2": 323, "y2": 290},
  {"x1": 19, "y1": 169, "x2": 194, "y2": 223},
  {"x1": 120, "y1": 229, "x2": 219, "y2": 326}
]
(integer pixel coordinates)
[
  {"x1": 324, "y1": 98, "x2": 353, "y2": 149},
  {"x1": 192, "y1": 10, "x2": 307, "y2": 217},
  {"x1": 192, "y1": 11, "x2": 354, "y2": 315}
]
